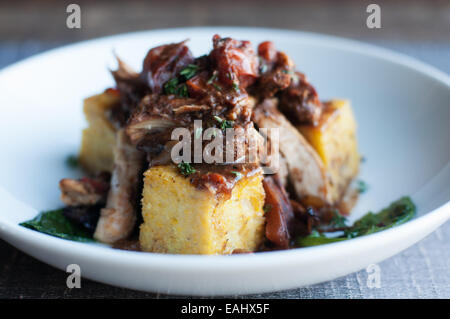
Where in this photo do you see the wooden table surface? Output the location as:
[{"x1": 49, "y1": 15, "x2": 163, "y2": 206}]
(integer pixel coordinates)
[{"x1": 0, "y1": 0, "x2": 449, "y2": 298}]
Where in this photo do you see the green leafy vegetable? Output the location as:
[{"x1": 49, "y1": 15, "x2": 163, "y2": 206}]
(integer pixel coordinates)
[
  {"x1": 357, "y1": 180, "x2": 368, "y2": 194},
  {"x1": 213, "y1": 83, "x2": 222, "y2": 91},
  {"x1": 295, "y1": 196, "x2": 416, "y2": 248},
  {"x1": 296, "y1": 236, "x2": 347, "y2": 247},
  {"x1": 178, "y1": 161, "x2": 196, "y2": 176},
  {"x1": 232, "y1": 82, "x2": 240, "y2": 92},
  {"x1": 20, "y1": 209, "x2": 94, "y2": 242},
  {"x1": 179, "y1": 64, "x2": 199, "y2": 80},
  {"x1": 164, "y1": 78, "x2": 179, "y2": 95},
  {"x1": 296, "y1": 229, "x2": 346, "y2": 247},
  {"x1": 330, "y1": 209, "x2": 347, "y2": 228},
  {"x1": 213, "y1": 115, "x2": 233, "y2": 130},
  {"x1": 177, "y1": 83, "x2": 189, "y2": 98},
  {"x1": 163, "y1": 77, "x2": 189, "y2": 98},
  {"x1": 263, "y1": 204, "x2": 272, "y2": 213},
  {"x1": 207, "y1": 73, "x2": 217, "y2": 84},
  {"x1": 344, "y1": 196, "x2": 415, "y2": 238},
  {"x1": 231, "y1": 171, "x2": 243, "y2": 180},
  {"x1": 66, "y1": 155, "x2": 79, "y2": 168}
]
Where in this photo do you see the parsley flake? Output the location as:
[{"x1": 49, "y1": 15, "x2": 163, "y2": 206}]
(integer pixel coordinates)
[
  {"x1": 213, "y1": 115, "x2": 233, "y2": 130},
  {"x1": 207, "y1": 73, "x2": 217, "y2": 84},
  {"x1": 357, "y1": 180, "x2": 368, "y2": 194},
  {"x1": 180, "y1": 64, "x2": 199, "y2": 80},
  {"x1": 231, "y1": 171, "x2": 243, "y2": 180},
  {"x1": 164, "y1": 78, "x2": 179, "y2": 95},
  {"x1": 178, "y1": 161, "x2": 196, "y2": 177},
  {"x1": 263, "y1": 204, "x2": 272, "y2": 213},
  {"x1": 177, "y1": 83, "x2": 189, "y2": 98}
]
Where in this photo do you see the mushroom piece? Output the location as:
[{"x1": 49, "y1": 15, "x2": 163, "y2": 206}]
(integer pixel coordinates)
[
  {"x1": 94, "y1": 130, "x2": 145, "y2": 243},
  {"x1": 262, "y1": 176, "x2": 295, "y2": 248},
  {"x1": 252, "y1": 98, "x2": 333, "y2": 205},
  {"x1": 59, "y1": 175, "x2": 109, "y2": 207}
]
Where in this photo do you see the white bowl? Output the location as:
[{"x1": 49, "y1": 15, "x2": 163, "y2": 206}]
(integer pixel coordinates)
[{"x1": 0, "y1": 27, "x2": 449, "y2": 296}]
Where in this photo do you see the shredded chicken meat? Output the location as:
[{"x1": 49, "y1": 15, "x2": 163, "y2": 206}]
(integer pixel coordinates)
[{"x1": 59, "y1": 34, "x2": 338, "y2": 249}]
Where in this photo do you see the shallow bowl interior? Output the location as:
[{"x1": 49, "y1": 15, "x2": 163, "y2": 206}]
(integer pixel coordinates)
[{"x1": 0, "y1": 27, "x2": 449, "y2": 295}]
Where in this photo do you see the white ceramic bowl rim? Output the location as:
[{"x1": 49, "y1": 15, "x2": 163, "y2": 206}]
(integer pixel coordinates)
[{"x1": 0, "y1": 26, "x2": 449, "y2": 273}]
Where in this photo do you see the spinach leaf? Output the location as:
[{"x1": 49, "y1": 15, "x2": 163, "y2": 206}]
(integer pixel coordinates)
[
  {"x1": 20, "y1": 209, "x2": 94, "y2": 242},
  {"x1": 295, "y1": 196, "x2": 416, "y2": 248},
  {"x1": 296, "y1": 230, "x2": 347, "y2": 247},
  {"x1": 344, "y1": 196, "x2": 415, "y2": 238},
  {"x1": 66, "y1": 154, "x2": 79, "y2": 168}
]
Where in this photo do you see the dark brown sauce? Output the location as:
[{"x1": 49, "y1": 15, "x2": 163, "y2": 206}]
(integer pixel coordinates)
[
  {"x1": 188, "y1": 163, "x2": 261, "y2": 198},
  {"x1": 113, "y1": 238, "x2": 141, "y2": 251}
]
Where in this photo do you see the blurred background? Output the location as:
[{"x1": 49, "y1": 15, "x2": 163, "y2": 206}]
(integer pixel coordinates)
[
  {"x1": 0, "y1": 0, "x2": 449, "y2": 299},
  {"x1": 0, "y1": 0, "x2": 449, "y2": 71}
]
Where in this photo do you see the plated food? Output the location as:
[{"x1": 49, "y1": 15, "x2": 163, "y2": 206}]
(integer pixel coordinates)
[
  {"x1": 21, "y1": 34, "x2": 415, "y2": 254},
  {"x1": 2, "y1": 27, "x2": 448, "y2": 294}
]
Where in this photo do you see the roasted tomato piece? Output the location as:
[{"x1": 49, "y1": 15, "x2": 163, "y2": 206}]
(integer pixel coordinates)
[
  {"x1": 278, "y1": 72, "x2": 322, "y2": 125},
  {"x1": 142, "y1": 41, "x2": 194, "y2": 93},
  {"x1": 210, "y1": 35, "x2": 259, "y2": 89},
  {"x1": 258, "y1": 41, "x2": 277, "y2": 62},
  {"x1": 255, "y1": 41, "x2": 295, "y2": 98}
]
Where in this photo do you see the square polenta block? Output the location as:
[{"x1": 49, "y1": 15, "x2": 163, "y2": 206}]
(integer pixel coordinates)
[
  {"x1": 298, "y1": 99, "x2": 360, "y2": 201},
  {"x1": 140, "y1": 165, "x2": 266, "y2": 254},
  {"x1": 79, "y1": 92, "x2": 119, "y2": 173}
]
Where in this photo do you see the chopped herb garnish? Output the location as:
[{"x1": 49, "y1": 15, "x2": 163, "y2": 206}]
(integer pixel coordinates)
[
  {"x1": 213, "y1": 115, "x2": 234, "y2": 130},
  {"x1": 164, "y1": 78, "x2": 179, "y2": 95},
  {"x1": 178, "y1": 161, "x2": 196, "y2": 177},
  {"x1": 177, "y1": 83, "x2": 189, "y2": 98},
  {"x1": 213, "y1": 83, "x2": 222, "y2": 91},
  {"x1": 222, "y1": 120, "x2": 233, "y2": 130},
  {"x1": 231, "y1": 171, "x2": 243, "y2": 180},
  {"x1": 20, "y1": 209, "x2": 94, "y2": 242},
  {"x1": 357, "y1": 180, "x2": 368, "y2": 194},
  {"x1": 232, "y1": 82, "x2": 240, "y2": 92},
  {"x1": 263, "y1": 204, "x2": 272, "y2": 213},
  {"x1": 66, "y1": 155, "x2": 78, "y2": 168},
  {"x1": 164, "y1": 78, "x2": 189, "y2": 97},
  {"x1": 180, "y1": 64, "x2": 199, "y2": 80},
  {"x1": 207, "y1": 73, "x2": 217, "y2": 84}
]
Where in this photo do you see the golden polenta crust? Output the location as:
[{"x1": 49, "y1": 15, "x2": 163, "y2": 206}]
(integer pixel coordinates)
[
  {"x1": 298, "y1": 99, "x2": 360, "y2": 201},
  {"x1": 139, "y1": 165, "x2": 266, "y2": 255},
  {"x1": 79, "y1": 92, "x2": 119, "y2": 173}
]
